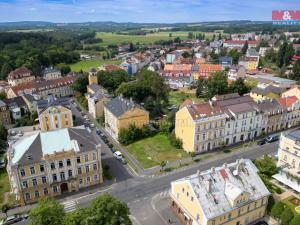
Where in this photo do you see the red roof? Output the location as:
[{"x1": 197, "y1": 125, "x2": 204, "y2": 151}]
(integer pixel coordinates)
[
  {"x1": 279, "y1": 96, "x2": 298, "y2": 107},
  {"x1": 8, "y1": 67, "x2": 33, "y2": 80},
  {"x1": 248, "y1": 40, "x2": 260, "y2": 45},
  {"x1": 220, "y1": 169, "x2": 228, "y2": 180},
  {"x1": 224, "y1": 40, "x2": 246, "y2": 45}
]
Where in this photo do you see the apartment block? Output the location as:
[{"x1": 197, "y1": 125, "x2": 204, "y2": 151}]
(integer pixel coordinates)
[{"x1": 170, "y1": 159, "x2": 270, "y2": 225}]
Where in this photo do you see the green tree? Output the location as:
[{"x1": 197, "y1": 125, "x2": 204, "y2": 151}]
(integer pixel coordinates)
[
  {"x1": 230, "y1": 78, "x2": 250, "y2": 95},
  {"x1": 0, "y1": 92, "x2": 7, "y2": 100},
  {"x1": 64, "y1": 208, "x2": 89, "y2": 225},
  {"x1": 56, "y1": 63, "x2": 71, "y2": 75},
  {"x1": 270, "y1": 201, "x2": 284, "y2": 219},
  {"x1": 29, "y1": 197, "x2": 65, "y2": 225},
  {"x1": 267, "y1": 195, "x2": 275, "y2": 213},
  {"x1": 0, "y1": 63, "x2": 12, "y2": 80},
  {"x1": 206, "y1": 71, "x2": 228, "y2": 98},
  {"x1": 169, "y1": 33, "x2": 172, "y2": 38},
  {"x1": 0, "y1": 125, "x2": 8, "y2": 150},
  {"x1": 188, "y1": 32, "x2": 194, "y2": 39},
  {"x1": 174, "y1": 37, "x2": 181, "y2": 43},
  {"x1": 97, "y1": 70, "x2": 129, "y2": 93},
  {"x1": 289, "y1": 216, "x2": 300, "y2": 225},
  {"x1": 196, "y1": 77, "x2": 207, "y2": 97},
  {"x1": 1, "y1": 203, "x2": 10, "y2": 218},
  {"x1": 280, "y1": 207, "x2": 294, "y2": 225},
  {"x1": 255, "y1": 155, "x2": 278, "y2": 178},
  {"x1": 160, "y1": 161, "x2": 167, "y2": 170},
  {"x1": 241, "y1": 41, "x2": 248, "y2": 55},
  {"x1": 228, "y1": 49, "x2": 241, "y2": 64},
  {"x1": 71, "y1": 74, "x2": 89, "y2": 94}
]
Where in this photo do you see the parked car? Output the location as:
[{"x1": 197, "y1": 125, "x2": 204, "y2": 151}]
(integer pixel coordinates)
[
  {"x1": 114, "y1": 151, "x2": 122, "y2": 160},
  {"x1": 266, "y1": 135, "x2": 279, "y2": 143},
  {"x1": 118, "y1": 157, "x2": 127, "y2": 165},
  {"x1": 257, "y1": 139, "x2": 266, "y2": 145},
  {"x1": 17, "y1": 131, "x2": 23, "y2": 137},
  {"x1": 5, "y1": 215, "x2": 22, "y2": 225},
  {"x1": 111, "y1": 147, "x2": 117, "y2": 153},
  {"x1": 107, "y1": 143, "x2": 113, "y2": 148},
  {"x1": 96, "y1": 128, "x2": 101, "y2": 135},
  {"x1": 253, "y1": 221, "x2": 268, "y2": 225},
  {"x1": 90, "y1": 123, "x2": 95, "y2": 128},
  {"x1": 21, "y1": 214, "x2": 29, "y2": 220},
  {"x1": 103, "y1": 138, "x2": 109, "y2": 144}
]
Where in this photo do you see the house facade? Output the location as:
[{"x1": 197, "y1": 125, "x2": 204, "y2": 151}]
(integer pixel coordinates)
[
  {"x1": 43, "y1": 67, "x2": 62, "y2": 80},
  {"x1": 7, "y1": 127, "x2": 103, "y2": 205},
  {"x1": 0, "y1": 100, "x2": 11, "y2": 126},
  {"x1": 7, "y1": 67, "x2": 35, "y2": 87}
]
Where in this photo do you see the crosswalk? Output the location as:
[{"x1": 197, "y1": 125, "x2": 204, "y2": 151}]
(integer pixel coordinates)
[{"x1": 62, "y1": 200, "x2": 78, "y2": 213}]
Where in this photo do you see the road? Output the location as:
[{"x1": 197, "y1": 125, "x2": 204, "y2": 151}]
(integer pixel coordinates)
[{"x1": 12, "y1": 99, "x2": 280, "y2": 225}]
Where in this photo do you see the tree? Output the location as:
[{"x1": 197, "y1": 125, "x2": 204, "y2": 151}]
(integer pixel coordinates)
[
  {"x1": 29, "y1": 197, "x2": 65, "y2": 225},
  {"x1": 291, "y1": 59, "x2": 300, "y2": 81},
  {"x1": 188, "y1": 32, "x2": 193, "y2": 39},
  {"x1": 169, "y1": 33, "x2": 172, "y2": 38},
  {"x1": 228, "y1": 49, "x2": 241, "y2": 64},
  {"x1": 182, "y1": 51, "x2": 190, "y2": 58},
  {"x1": 190, "y1": 152, "x2": 196, "y2": 160},
  {"x1": 55, "y1": 63, "x2": 71, "y2": 75},
  {"x1": 98, "y1": 70, "x2": 129, "y2": 93},
  {"x1": 277, "y1": 41, "x2": 295, "y2": 67},
  {"x1": 0, "y1": 92, "x2": 6, "y2": 100},
  {"x1": 87, "y1": 193, "x2": 132, "y2": 225},
  {"x1": 241, "y1": 41, "x2": 248, "y2": 55},
  {"x1": 196, "y1": 77, "x2": 207, "y2": 97},
  {"x1": 206, "y1": 71, "x2": 228, "y2": 98},
  {"x1": 267, "y1": 195, "x2": 275, "y2": 213},
  {"x1": 174, "y1": 37, "x2": 181, "y2": 43},
  {"x1": 160, "y1": 161, "x2": 167, "y2": 170},
  {"x1": 270, "y1": 201, "x2": 284, "y2": 219},
  {"x1": 255, "y1": 155, "x2": 278, "y2": 178},
  {"x1": 71, "y1": 74, "x2": 89, "y2": 94},
  {"x1": 229, "y1": 78, "x2": 250, "y2": 95},
  {"x1": 64, "y1": 208, "x2": 89, "y2": 225},
  {"x1": 0, "y1": 63, "x2": 11, "y2": 80},
  {"x1": 129, "y1": 43, "x2": 135, "y2": 52},
  {"x1": 280, "y1": 207, "x2": 294, "y2": 225},
  {"x1": 0, "y1": 125, "x2": 8, "y2": 150},
  {"x1": 1, "y1": 204, "x2": 10, "y2": 218},
  {"x1": 218, "y1": 33, "x2": 222, "y2": 40},
  {"x1": 289, "y1": 216, "x2": 300, "y2": 225}
]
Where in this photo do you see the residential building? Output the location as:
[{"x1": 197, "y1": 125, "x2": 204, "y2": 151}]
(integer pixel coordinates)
[
  {"x1": 175, "y1": 94, "x2": 263, "y2": 153},
  {"x1": 219, "y1": 56, "x2": 232, "y2": 69},
  {"x1": 170, "y1": 159, "x2": 270, "y2": 225},
  {"x1": 161, "y1": 63, "x2": 193, "y2": 88},
  {"x1": 227, "y1": 65, "x2": 246, "y2": 81},
  {"x1": 104, "y1": 96, "x2": 149, "y2": 140},
  {"x1": 238, "y1": 56, "x2": 259, "y2": 71},
  {"x1": 223, "y1": 40, "x2": 245, "y2": 50},
  {"x1": 7, "y1": 75, "x2": 75, "y2": 99},
  {"x1": 0, "y1": 100, "x2": 11, "y2": 126},
  {"x1": 7, "y1": 67, "x2": 35, "y2": 87},
  {"x1": 279, "y1": 96, "x2": 300, "y2": 129},
  {"x1": 98, "y1": 64, "x2": 123, "y2": 72},
  {"x1": 250, "y1": 84, "x2": 284, "y2": 102},
  {"x1": 43, "y1": 67, "x2": 62, "y2": 80},
  {"x1": 37, "y1": 97, "x2": 73, "y2": 131},
  {"x1": 282, "y1": 86, "x2": 300, "y2": 99},
  {"x1": 250, "y1": 74, "x2": 296, "y2": 89},
  {"x1": 194, "y1": 64, "x2": 222, "y2": 80},
  {"x1": 87, "y1": 84, "x2": 110, "y2": 119},
  {"x1": 273, "y1": 129, "x2": 300, "y2": 193},
  {"x1": 7, "y1": 127, "x2": 103, "y2": 205},
  {"x1": 88, "y1": 68, "x2": 98, "y2": 86},
  {"x1": 3, "y1": 96, "x2": 28, "y2": 120},
  {"x1": 248, "y1": 40, "x2": 260, "y2": 49}
]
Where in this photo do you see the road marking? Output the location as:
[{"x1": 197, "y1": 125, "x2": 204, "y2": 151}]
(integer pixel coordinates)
[
  {"x1": 151, "y1": 190, "x2": 170, "y2": 225},
  {"x1": 62, "y1": 200, "x2": 77, "y2": 212}
]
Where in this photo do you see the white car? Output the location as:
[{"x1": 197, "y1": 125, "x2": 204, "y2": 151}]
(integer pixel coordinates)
[
  {"x1": 90, "y1": 123, "x2": 95, "y2": 128},
  {"x1": 114, "y1": 151, "x2": 122, "y2": 160}
]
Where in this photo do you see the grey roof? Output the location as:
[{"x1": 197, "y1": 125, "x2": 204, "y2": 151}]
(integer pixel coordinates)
[
  {"x1": 22, "y1": 94, "x2": 37, "y2": 102},
  {"x1": 12, "y1": 127, "x2": 99, "y2": 166},
  {"x1": 227, "y1": 102, "x2": 257, "y2": 114},
  {"x1": 251, "y1": 85, "x2": 284, "y2": 96},
  {"x1": 105, "y1": 96, "x2": 143, "y2": 118},
  {"x1": 88, "y1": 84, "x2": 101, "y2": 93},
  {"x1": 172, "y1": 159, "x2": 270, "y2": 220},
  {"x1": 3, "y1": 96, "x2": 27, "y2": 109},
  {"x1": 89, "y1": 67, "x2": 97, "y2": 72},
  {"x1": 213, "y1": 95, "x2": 253, "y2": 107},
  {"x1": 0, "y1": 100, "x2": 6, "y2": 107},
  {"x1": 247, "y1": 48, "x2": 259, "y2": 57},
  {"x1": 37, "y1": 97, "x2": 70, "y2": 113},
  {"x1": 257, "y1": 100, "x2": 284, "y2": 113},
  {"x1": 285, "y1": 129, "x2": 300, "y2": 141},
  {"x1": 43, "y1": 67, "x2": 61, "y2": 75}
]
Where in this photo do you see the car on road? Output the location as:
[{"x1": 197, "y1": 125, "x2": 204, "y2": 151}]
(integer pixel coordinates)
[
  {"x1": 96, "y1": 128, "x2": 102, "y2": 135},
  {"x1": 257, "y1": 139, "x2": 266, "y2": 145},
  {"x1": 90, "y1": 123, "x2": 95, "y2": 128},
  {"x1": 118, "y1": 157, "x2": 127, "y2": 165},
  {"x1": 114, "y1": 151, "x2": 122, "y2": 160},
  {"x1": 253, "y1": 221, "x2": 268, "y2": 225},
  {"x1": 266, "y1": 135, "x2": 279, "y2": 143},
  {"x1": 4, "y1": 215, "x2": 22, "y2": 225},
  {"x1": 110, "y1": 147, "x2": 117, "y2": 153}
]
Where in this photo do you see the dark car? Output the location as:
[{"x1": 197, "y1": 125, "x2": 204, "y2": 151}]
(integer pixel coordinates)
[
  {"x1": 257, "y1": 139, "x2": 266, "y2": 145},
  {"x1": 118, "y1": 157, "x2": 127, "y2": 165},
  {"x1": 253, "y1": 221, "x2": 268, "y2": 225},
  {"x1": 96, "y1": 128, "x2": 102, "y2": 135},
  {"x1": 266, "y1": 135, "x2": 279, "y2": 143},
  {"x1": 111, "y1": 147, "x2": 117, "y2": 153},
  {"x1": 103, "y1": 138, "x2": 109, "y2": 144},
  {"x1": 5, "y1": 215, "x2": 22, "y2": 225},
  {"x1": 107, "y1": 143, "x2": 113, "y2": 148}
]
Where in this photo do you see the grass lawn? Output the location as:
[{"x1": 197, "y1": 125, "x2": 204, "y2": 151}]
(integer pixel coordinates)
[
  {"x1": 126, "y1": 134, "x2": 188, "y2": 169},
  {"x1": 69, "y1": 59, "x2": 121, "y2": 72},
  {"x1": 0, "y1": 169, "x2": 10, "y2": 205},
  {"x1": 169, "y1": 89, "x2": 205, "y2": 107}
]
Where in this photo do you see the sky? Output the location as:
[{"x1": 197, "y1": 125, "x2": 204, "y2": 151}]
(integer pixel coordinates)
[{"x1": 0, "y1": 0, "x2": 299, "y2": 23}]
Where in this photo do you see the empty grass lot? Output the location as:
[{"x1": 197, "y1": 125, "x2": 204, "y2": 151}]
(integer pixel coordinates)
[
  {"x1": 126, "y1": 134, "x2": 188, "y2": 169},
  {"x1": 169, "y1": 90, "x2": 205, "y2": 107},
  {"x1": 0, "y1": 169, "x2": 9, "y2": 205},
  {"x1": 69, "y1": 59, "x2": 121, "y2": 72}
]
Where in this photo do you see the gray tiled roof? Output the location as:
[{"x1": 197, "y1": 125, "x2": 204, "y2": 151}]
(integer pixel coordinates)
[
  {"x1": 105, "y1": 96, "x2": 141, "y2": 118},
  {"x1": 37, "y1": 97, "x2": 70, "y2": 113},
  {"x1": 0, "y1": 100, "x2": 6, "y2": 107},
  {"x1": 251, "y1": 85, "x2": 283, "y2": 96}
]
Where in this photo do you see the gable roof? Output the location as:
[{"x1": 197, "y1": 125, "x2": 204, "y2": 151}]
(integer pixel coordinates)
[
  {"x1": 8, "y1": 67, "x2": 32, "y2": 80},
  {"x1": 279, "y1": 96, "x2": 298, "y2": 108}
]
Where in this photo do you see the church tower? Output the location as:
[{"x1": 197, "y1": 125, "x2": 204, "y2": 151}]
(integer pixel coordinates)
[{"x1": 88, "y1": 67, "x2": 98, "y2": 85}]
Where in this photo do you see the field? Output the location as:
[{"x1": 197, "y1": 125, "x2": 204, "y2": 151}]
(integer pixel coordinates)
[
  {"x1": 0, "y1": 169, "x2": 10, "y2": 205},
  {"x1": 169, "y1": 89, "x2": 205, "y2": 107},
  {"x1": 70, "y1": 59, "x2": 121, "y2": 72},
  {"x1": 126, "y1": 134, "x2": 188, "y2": 169}
]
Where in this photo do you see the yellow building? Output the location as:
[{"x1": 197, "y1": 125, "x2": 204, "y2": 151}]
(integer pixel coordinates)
[
  {"x1": 273, "y1": 130, "x2": 300, "y2": 193},
  {"x1": 7, "y1": 127, "x2": 103, "y2": 205},
  {"x1": 7, "y1": 67, "x2": 35, "y2": 87},
  {"x1": 38, "y1": 98, "x2": 73, "y2": 131},
  {"x1": 88, "y1": 67, "x2": 98, "y2": 86},
  {"x1": 104, "y1": 96, "x2": 149, "y2": 140},
  {"x1": 250, "y1": 84, "x2": 283, "y2": 103},
  {"x1": 170, "y1": 159, "x2": 270, "y2": 225}
]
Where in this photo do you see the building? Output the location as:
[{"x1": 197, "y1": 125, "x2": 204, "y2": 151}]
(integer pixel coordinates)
[
  {"x1": 37, "y1": 97, "x2": 73, "y2": 131},
  {"x1": 170, "y1": 159, "x2": 270, "y2": 225},
  {"x1": 278, "y1": 96, "x2": 300, "y2": 129},
  {"x1": 43, "y1": 67, "x2": 62, "y2": 80},
  {"x1": 7, "y1": 75, "x2": 75, "y2": 99},
  {"x1": 250, "y1": 84, "x2": 284, "y2": 102},
  {"x1": 3, "y1": 97, "x2": 28, "y2": 120},
  {"x1": 238, "y1": 56, "x2": 259, "y2": 71},
  {"x1": 7, "y1": 127, "x2": 103, "y2": 205},
  {"x1": 273, "y1": 129, "x2": 300, "y2": 193},
  {"x1": 250, "y1": 74, "x2": 296, "y2": 89},
  {"x1": 88, "y1": 68, "x2": 98, "y2": 86},
  {"x1": 194, "y1": 64, "x2": 222, "y2": 80},
  {"x1": 98, "y1": 64, "x2": 123, "y2": 72},
  {"x1": 104, "y1": 96, "x2": 149, "y2": 140},
  {"x1": 219, "y1": 57, "x2": 232, "y2": 69},
  {"x1": 223, "y1": 40, "x2": 246, "y2": 50},
  {"x1": 175, "y1": 94, "x2": 263, "y2": 153},
  {"x1": 282, "y1": 86, "x2": 300, "y2": 99},
  {"x1": 7, "y1": 67, "x2": 35, "y2": 87},
  {"x1": 0, "y1": 100, "x2": 11, "y2": 126},
  {"x1": 87, "y1": 84, "x2": 110, "y2": 119},
  {"x1": 227, "y1": 65, "x2": 247, "y2": 81}
]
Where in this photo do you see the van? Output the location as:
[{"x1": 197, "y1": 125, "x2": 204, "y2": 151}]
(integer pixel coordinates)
[{"x1": 114, "y1": 151, "x2": 122, "y2": 160}]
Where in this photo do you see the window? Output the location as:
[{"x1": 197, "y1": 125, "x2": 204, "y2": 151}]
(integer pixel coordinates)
[
  {"x1": 186, "y1": 192, "x2": 189, "y2": 197},
  {"x1": 51, "y1": 163, "x2": 55, "y2": 170},
  {"x1": 93, "y1": 164, "x2": 97, "y2": 171},
  {"x1": 94, "y1": 175, "x2": 98, "y2": 181},
  {"x1": 228, "y1": 213, "x2": 232, "y2": 219},
  {"x1": 40, "y1": 165, "x2": 44, "y2": 172},
  {"x1": 67, "y1": 159, "x2": 71, "y2": 166},
  {"x1": 254, "y1": 201, "x2": 257, "y2": 208},
  {"x1": 42, "y1": 176, "x2": 47, "y2": 184},
  {"x1": 66, "y1": 121, "x2": 69, "y2": 126},
  {"x1": 79, "y1": 179, "x2": 83, "y2": 184},
  {"x1": 32, "y1": 179, "x2": 37, "y2": 187},
  {"x1": 59, "y1": 161, "x2": 63, "y2": 168},
  {"x1": 93, "y1": 153, "x2": 96, "y2": 160},
  {"x1": 20, "y1": 169, "x2": 25, "y2": 177},
  {"x1": 53, "y1": 186, "x2": 58, "y2": 193},
  {"x1": 34, "y1": 190, "x2": 39, "y2": 198},
  {"x1": 22, "y1": 181, "x2": 28, "y2": 188},
  {"x1": 77, "y1": 156, "x2": 81, "y2": 163},
  {"x1": 44, "y1": 188, "x2": 48, "y2": 195},
  {"x1": 78, "y1": 167, "x2": 82, "y2": 174},
  {"x1": 53, "y1": 174, "x2": 57, "y2": 181},
  {"x1": 85, "y1": 154, "x2": 88, "y2": 162},
  {"x1": 86, "y1": 165, "x2": 89, "y2": 173},
  {"x1": 68, "y1": 170, "x2": 72, "y2": 177},
  {"x1": 87, "y1": 177, "x2": 90, "y2": 183},
  {"x1": 25, "y1": 193, "x2": 30, "y2": 200},
  {"x1": 30, "y1": 166, "x2": 35, "y2": 175},
  {"x1": 60, "y1": 172, "x2": 65, "y2": 181},
  {"x1": 182, "y1": 188, "x2": 185, "y2": 193},
  {"x1": 191, "y1": 197, "x2": 194, "y2": 202}
]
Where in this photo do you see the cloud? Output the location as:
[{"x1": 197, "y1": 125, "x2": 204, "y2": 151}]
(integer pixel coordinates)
[{"x1": 0, "y1": 0, "x2": 299, "y2": 22}]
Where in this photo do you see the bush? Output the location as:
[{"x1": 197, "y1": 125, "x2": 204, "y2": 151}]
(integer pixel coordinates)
[
  {"x1": 289, "y1": 216, "x2": 300, "y2": 225},
  {"x1": 271, "y1": 201, "x2": 285, "y2": 219},
  {"x1": 267, "y1": 196, "x2": 275, "y2": 213},
  {"x1": 119, "y1": 124, "x2": 155, "y2": 145},
  {"x1": 168, "y1": 132, "x2": 183, "y2": 149},
  {"x1": 280, "y1": 207, "x2": 294, "y2": 225}
]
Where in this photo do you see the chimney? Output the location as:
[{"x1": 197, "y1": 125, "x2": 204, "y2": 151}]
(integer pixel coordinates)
[
  {"x1": 211, "y1": 167, "x2": 215, "y2": 174},
  {"x1": 206, "y1": 179, "x2": 212, "y2": 193}
]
